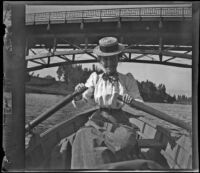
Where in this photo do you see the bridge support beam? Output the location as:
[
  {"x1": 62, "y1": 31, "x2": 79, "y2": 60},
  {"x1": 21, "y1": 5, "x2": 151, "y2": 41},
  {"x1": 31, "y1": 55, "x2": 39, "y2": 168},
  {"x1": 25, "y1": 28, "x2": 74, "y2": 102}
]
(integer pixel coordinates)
[
  {"x1": 53, "y1": 37, "x2": 57, "y2": 53},
  {"x1": 158, "y1": 19, "x2": 163, "y2": 62}
]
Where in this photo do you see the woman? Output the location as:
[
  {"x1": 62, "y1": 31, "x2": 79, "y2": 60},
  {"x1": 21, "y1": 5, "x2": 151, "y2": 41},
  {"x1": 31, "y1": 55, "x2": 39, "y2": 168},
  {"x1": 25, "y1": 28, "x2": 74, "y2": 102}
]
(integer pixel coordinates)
[
  {"x1": 73, "y1": 37, "x2": 143, "y2": 108},
  {"x1": 50, "y1": 37, "x2": 144, "y2": 169}
]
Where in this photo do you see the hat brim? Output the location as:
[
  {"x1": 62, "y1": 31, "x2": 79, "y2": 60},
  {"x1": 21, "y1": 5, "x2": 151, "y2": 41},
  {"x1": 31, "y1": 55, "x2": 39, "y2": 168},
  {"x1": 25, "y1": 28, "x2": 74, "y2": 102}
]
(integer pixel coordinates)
[{"x1": 93, "y1": 44, "x2": 125, "y2": 57}]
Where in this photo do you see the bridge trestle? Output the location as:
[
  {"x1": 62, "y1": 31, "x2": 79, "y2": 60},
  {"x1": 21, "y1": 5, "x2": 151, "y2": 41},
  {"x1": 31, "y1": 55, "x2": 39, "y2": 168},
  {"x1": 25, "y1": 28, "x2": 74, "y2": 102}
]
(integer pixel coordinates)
[{"x1": 24, "y1": 6, "x2": 192, "y2": 71}]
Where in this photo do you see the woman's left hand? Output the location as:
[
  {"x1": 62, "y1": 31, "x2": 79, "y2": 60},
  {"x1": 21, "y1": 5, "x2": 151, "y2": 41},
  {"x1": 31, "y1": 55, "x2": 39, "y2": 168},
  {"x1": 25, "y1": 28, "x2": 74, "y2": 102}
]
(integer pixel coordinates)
[{"x1": 122, "y1": 94, "x2": 134, "y2": 104}]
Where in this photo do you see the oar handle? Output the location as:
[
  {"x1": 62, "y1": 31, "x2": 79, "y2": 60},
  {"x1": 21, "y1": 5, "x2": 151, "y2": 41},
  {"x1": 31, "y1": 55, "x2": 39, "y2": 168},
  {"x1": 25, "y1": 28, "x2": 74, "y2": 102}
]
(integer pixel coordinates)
[
  {"x1": 25, "y1": 87, "x2": 88, "y2": 133},
  {"x1": 118, "y1": 95, "x2": 192, "y2": 132}
]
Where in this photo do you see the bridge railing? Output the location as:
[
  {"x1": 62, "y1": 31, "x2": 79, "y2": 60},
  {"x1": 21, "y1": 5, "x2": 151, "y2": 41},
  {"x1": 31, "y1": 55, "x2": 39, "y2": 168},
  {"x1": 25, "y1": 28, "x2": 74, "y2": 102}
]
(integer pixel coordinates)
[{"x1": 26, "y1": 7, "x2": 192, "y2": 25}]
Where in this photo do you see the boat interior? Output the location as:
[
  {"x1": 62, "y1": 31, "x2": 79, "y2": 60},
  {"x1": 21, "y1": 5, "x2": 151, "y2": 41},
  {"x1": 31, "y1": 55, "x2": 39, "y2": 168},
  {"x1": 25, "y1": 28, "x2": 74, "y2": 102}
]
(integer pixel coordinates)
[{"x1": 25, "y1": 107, "x2": 192, "y2": 170}]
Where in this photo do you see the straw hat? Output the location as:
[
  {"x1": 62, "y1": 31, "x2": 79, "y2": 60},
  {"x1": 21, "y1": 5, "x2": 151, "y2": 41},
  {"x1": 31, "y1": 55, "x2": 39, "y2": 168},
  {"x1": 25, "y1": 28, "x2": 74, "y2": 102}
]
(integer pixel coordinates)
[{"x1": 93, "y1": 37, "x2": 125, "y2": 57}]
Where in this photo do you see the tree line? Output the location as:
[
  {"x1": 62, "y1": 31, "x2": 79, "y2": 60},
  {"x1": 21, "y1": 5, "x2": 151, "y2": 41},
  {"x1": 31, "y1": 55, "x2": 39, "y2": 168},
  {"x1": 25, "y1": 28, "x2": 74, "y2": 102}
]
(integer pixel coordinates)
[
  {"x1": 174, "y1": 95, "x2": 192, "y2": 105},
  {"x1": 56, "y1": 64, "x2": 192, "y2": 104}
]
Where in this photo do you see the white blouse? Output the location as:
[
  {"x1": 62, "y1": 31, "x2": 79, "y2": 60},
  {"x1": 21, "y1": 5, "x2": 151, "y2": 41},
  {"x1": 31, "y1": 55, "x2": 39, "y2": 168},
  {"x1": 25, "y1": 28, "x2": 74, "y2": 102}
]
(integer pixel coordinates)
[{"x1": 72, "y1": 72, "x2": 143, "y2": 109}]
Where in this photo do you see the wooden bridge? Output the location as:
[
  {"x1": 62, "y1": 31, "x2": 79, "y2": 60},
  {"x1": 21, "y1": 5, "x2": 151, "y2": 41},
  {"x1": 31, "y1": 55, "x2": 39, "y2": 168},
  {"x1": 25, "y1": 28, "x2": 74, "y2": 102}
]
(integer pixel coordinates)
[
  {"x1": 26, "y1": 7, "x2": 192, "y2": 25},
  {"x1": 23, "y1": 6, "x2": 192, "y2": 71}
]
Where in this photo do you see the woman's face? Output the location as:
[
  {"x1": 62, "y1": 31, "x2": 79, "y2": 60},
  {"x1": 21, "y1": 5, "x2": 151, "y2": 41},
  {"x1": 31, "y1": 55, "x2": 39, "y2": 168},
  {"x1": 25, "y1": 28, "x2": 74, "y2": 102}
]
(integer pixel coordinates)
[{"x1": 99, "y1": 55, "x2": 119, "y2": 74}]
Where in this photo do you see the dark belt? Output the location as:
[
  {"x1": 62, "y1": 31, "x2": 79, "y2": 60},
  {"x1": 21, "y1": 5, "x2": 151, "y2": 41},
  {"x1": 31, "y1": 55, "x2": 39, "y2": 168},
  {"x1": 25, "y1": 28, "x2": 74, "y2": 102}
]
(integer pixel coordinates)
[
  {"x1": 98, "y1": 108, "x2": 122, "y2": 124},
  {"x1": 99, "y1": 107, "x2": 122, "y2": 113}
]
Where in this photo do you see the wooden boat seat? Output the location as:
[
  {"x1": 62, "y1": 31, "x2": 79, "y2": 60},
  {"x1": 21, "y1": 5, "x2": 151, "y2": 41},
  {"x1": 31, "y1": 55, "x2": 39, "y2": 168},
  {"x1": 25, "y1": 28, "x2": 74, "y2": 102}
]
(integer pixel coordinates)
[
  {"x1": 137, "y1": 139, "x2": 165, "y2": 149},
  {"x1": 96, "y1": 159, "x2": 164, "y2": 169}
]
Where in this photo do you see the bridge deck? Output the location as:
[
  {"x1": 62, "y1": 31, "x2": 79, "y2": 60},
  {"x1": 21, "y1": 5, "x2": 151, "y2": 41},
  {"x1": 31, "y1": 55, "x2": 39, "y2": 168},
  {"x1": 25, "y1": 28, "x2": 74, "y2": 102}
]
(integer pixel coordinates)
[
  {"x1": 26, "y1": 7, "x2": 192, "y2": 25},
  {"x1": 5, "y1": 6, "x2": 193, "y2": 71}
]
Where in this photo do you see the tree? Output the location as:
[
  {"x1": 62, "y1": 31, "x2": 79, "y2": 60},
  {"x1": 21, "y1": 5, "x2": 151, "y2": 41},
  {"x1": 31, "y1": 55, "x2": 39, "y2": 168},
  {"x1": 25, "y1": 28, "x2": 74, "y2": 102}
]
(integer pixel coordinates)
[
  {"x1": 92, "y1": 64, "x2": 96, "y2": 72},
  {"x1": 57, "y1": 64, "x2": 74, "y2": 85},
  {"x1": 138, "y1": 80, "x2": 174, "y2": 103},
  {"x1": 56, "y1": 64, "x2": 89, "y2": 89},
  {"x1": 158, "y1": 84, "x2": 166, "y2": 93},
  {"x1": 57, "y1": 66, "x2": 63, "y2": 81},
  {"x1": 175, "y1": 94, "x2": 191, "y2": 104},
  {"x1": 45, "y1": 75, "x2": 55, "y2": 80},
  {"x1": 173, "y1": 94, "x2": 176, "y2": 101}
]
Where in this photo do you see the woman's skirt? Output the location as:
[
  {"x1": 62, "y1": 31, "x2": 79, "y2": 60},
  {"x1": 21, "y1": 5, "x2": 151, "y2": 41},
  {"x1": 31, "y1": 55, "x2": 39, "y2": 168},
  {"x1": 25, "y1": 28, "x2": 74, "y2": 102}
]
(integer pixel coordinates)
[{"x1": 50, "y1": 109, "x2": 140, "y2": 169}]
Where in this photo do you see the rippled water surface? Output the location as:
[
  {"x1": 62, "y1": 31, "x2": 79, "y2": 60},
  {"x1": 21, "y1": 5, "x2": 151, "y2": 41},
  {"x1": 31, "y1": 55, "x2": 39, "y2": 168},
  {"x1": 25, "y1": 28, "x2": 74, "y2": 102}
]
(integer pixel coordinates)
[
  {"x1": 24, "y1": 93, "x2": 192, "y2": 134},
  {"x1": 3, "y1": 92, "x2": 192, "y2": 135}
]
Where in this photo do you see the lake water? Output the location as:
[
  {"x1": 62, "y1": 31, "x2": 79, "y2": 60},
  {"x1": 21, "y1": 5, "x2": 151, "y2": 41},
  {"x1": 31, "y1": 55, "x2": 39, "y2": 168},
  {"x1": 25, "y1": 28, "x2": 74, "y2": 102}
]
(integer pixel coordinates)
[
  {"x1": 24, "y1": 93, "x2": 192, "y2": 135},
  {"x1": 3, "y1": 92, "x2": 192, "y2": 135}
]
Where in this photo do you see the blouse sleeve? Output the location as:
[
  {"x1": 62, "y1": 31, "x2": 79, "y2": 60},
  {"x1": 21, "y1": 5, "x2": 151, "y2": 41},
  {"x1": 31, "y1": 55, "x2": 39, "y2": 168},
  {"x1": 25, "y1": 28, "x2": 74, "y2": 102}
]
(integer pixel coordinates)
[
  {"x1": 84, "y1": 72, "x2": 98, "y2": 88},
  {"x1": 125, "y1": 73, "x2": 144, "y2": 102},
  {"x1": 72, "y1": 72, "x2": 97, "y2": 108}
]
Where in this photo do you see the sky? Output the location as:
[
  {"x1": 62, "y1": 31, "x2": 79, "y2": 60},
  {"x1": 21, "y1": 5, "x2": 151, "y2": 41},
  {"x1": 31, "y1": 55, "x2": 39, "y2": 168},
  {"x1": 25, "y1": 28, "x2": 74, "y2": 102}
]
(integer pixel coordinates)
[{"x1": 26, "y1": 4, "x2": 192, "y2": 97}]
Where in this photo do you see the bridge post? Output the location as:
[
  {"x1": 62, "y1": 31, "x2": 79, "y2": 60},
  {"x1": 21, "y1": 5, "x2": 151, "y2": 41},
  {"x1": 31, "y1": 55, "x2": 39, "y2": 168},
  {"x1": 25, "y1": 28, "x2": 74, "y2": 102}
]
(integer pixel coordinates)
[
  {"x1": 182, "y1": 7, "x2": 185, "y2": 19},
  {"x1": 158, "y1": 19, "x2": 163, "y2": 62},
  {"x1": 84, "y1": 37, "x2": 88, "y2": 49},
  {"x1": 33, "y1": 13, "x2": 35, "y2": 25},
  {"x1": 80, "y1": 20, "x2": 84, "y2": 30},
  {"x1": 53, "y1": 37, "x2": 57, "y2": 53},
  {"x1": 72, "y1": 48, "x2": 76, "y2": 61},
  {"x1": 25, "y1": 38, "x2": 29, "y2": 81},
  {"x1": 47, "y1": 47, "x2": 51, "y2": 65},
  {"x1": 117, "y1": 17, "x2": 121, "y2": 29},
  {"x1": 64, "y1": 11, "x2": 67, "y2": 23}
]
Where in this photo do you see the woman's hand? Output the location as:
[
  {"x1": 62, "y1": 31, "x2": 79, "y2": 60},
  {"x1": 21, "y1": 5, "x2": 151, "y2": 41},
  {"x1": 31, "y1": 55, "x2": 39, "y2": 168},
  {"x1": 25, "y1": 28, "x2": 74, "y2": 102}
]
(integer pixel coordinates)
[
  {"x1": 74, "y1": 83, "x2": 87, "y2": 101},
  {"x1": 75, "y1": 83, "x2": 87, "y2": 93},
  {"x1": 122, "y1": 94, "x2": 134, "y2": 104}
]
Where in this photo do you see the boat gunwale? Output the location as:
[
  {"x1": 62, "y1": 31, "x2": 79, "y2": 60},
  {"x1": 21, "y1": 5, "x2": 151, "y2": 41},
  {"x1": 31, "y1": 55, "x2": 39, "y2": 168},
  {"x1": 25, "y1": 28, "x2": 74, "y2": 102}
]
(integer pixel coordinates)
[
  {"x1": 40, "y1": 107, "x2": 97, "y2": 137},
  {"x1": 25, "y1": 106, "x2": 168, "y2": 153}
]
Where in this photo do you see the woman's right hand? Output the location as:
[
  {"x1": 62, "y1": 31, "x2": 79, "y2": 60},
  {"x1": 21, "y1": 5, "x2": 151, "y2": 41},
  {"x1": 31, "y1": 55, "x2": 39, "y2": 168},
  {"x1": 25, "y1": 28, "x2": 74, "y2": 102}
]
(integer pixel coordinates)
[
  {"x1": 74, "y1": 83, "x2": 87, "y2": 101},
  {"x1": 75, "y1": 83, "x2": 87, "y2": 93}
]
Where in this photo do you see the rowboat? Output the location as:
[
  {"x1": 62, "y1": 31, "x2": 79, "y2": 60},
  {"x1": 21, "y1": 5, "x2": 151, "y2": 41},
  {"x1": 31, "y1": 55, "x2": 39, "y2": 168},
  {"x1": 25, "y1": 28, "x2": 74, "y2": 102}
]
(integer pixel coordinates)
[{"x1": 24, "y1": 91, "x2": 192, "y2": 170}]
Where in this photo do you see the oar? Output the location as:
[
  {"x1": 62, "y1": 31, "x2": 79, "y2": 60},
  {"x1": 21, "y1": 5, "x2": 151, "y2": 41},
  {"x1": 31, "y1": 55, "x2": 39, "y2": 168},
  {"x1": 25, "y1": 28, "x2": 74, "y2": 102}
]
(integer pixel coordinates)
[
  {"x1": 25, "y1": 87, "x2": 191, "y2": 133},
  {"x1": 117, "y1": 96, "x2": 192, "y2": 132},
  {"x1": 25, "y1": 88, "x2": 88, "y2": 133}
]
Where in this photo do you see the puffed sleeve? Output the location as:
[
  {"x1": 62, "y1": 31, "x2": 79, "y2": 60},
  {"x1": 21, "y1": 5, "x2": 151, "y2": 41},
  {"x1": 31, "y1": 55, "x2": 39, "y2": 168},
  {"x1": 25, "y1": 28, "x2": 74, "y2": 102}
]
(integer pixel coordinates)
[
  {"x1": 72, "y1": 72, "x2": 98, "y2": 108},
  {"x1": 125, "y1": 73, "x2": 144, "y2": 102},
  {"x1": 84, "y1": 72, "x2": 98, "y2": 88}
]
